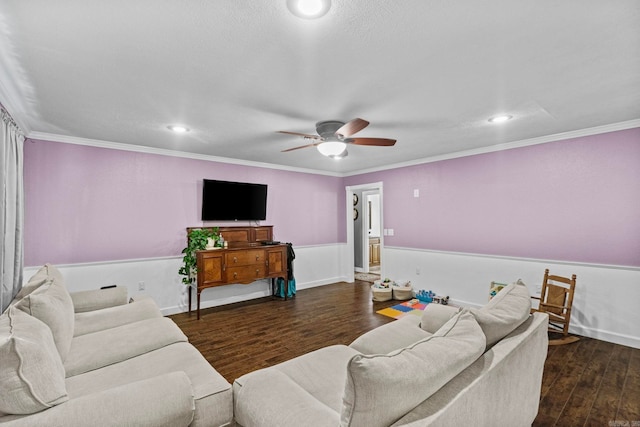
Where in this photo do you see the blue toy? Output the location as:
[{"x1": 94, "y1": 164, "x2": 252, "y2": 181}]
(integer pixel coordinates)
[{"x1": 416, "y1": 290, "x2": 435, "y2": 303}]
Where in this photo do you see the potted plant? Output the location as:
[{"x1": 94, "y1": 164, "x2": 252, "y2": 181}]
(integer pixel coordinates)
[{"x1": 179, "y1": 227, "x2": 220, "y2": 285}]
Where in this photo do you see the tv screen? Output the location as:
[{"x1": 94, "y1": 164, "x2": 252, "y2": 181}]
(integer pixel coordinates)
[{"x1": 202, "y1": 179, "x2": 268, "y2": 221}]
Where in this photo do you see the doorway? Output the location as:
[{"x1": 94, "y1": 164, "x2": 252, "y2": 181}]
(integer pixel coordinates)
[
  {"x1": 346, "y1": 182, "x2": 383, "y2": 282},
  {"x1": 361, "y1": 190, "x2": 381, "y2": 274}
]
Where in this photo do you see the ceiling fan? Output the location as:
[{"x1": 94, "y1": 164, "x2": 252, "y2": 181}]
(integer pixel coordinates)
[{"x1": 277, "y1": 118, "x2": 396, "y2": 159}]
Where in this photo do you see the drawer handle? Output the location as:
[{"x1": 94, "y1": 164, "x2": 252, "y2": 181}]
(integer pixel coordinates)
[
  {"x1": 233, "y1": 272, "x2": 238, "y2": 279},
  {"x1": 256, "y1": 255, "x2": 260, "y2": 261},
  {"x1": 256, "y1": 269, "x2": 260, "y2": 275},
  {"x1": 233, "y1": 256, "x2": 238, "y2": 263}
]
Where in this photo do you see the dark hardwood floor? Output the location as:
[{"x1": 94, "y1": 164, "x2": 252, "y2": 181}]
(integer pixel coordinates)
[{"x1": 170, "y1": 280, "x2": 640, "y2": 427}]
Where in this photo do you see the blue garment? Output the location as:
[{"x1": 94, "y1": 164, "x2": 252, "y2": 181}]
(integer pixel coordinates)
[{"x1": 275, "y1": 277, "x2": 296, "y2": 298}]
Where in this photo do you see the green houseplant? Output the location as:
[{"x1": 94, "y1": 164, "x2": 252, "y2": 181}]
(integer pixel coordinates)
[{"x1": 179, "y1": 227, "x2": 220, "y2": 285}]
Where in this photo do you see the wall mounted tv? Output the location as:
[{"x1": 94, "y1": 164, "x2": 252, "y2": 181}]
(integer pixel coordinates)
[{"x1": 201, "y1": 179, "x2": 268, "y2": 221}]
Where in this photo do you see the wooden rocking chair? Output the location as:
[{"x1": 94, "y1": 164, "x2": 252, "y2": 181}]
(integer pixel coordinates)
[{"x1": 531, "y1": 269, "x2": 579, "y2": 345}]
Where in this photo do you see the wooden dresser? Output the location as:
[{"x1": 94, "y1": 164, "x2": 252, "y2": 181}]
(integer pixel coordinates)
[{"x1": 187, "y1": 226, "x2": 288, "y2": 319}]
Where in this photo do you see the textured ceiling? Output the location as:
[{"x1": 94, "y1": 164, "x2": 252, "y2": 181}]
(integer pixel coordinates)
[{"x1": 1, "y1": 1, "x2": 639, "y2": 175}]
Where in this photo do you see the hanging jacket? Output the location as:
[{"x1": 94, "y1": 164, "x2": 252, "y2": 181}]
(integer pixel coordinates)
[{"x1": 286, "y1": 243, "x2": 295, "y2": 280}]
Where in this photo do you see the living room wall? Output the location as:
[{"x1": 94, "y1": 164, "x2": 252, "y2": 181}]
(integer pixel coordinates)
[
  {"x1": 23, "y1": 139, "x2": 346, "y2": 266},
  {"x1": 20, "y1": 128, "x2": 640, "y2": 347},
  {"x1": 345, "y1": 127, "x2": 640, "y2": 267},
  {"x1": 344, "y1": 127, "x2": 640, "y2": 348}
]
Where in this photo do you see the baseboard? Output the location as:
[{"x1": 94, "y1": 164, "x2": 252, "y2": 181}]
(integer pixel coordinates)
[
  {"x1": 569, "y1": 324, "x2": 640, "y2": 349},
  {"x1": 160, "y1": 275, "x2": 349, "y2": 316}
]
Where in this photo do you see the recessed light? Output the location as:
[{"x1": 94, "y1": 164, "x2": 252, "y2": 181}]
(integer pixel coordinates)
[
  {"x1": 167, "y1": 125, "x2": 190, "y2": 133},
  {"x1": 488, "y1": 115, "x2": 513, "y2": 124},
  {"x1": 287, "y1": 0, "x2": 331, "y2": 19}
]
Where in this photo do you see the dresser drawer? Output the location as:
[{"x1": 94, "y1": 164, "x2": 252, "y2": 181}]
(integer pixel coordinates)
[
  {"x1": 226, "y1": 250, "x2": 264, "y2": 266},
  {"x1": 227, "y1": 265, "x2": 266, "y2": 283}
]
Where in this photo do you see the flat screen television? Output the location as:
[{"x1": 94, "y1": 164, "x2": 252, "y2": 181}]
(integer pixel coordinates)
[{"x1": 201, "y1": 179, "x2": 268, "y2": 221}]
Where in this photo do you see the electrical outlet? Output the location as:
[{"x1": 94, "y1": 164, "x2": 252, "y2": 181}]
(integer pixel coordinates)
[
  {"x1": 416, "y1": 267, "x2": 421, "y2": 275},
  {"x1": 138, "y1": 281, "x2": 145, "y2": 291}
]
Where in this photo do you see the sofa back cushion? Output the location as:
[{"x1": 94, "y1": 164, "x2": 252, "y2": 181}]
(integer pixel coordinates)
[
  {"x1": 0, "y1": 307, "x2": 68, "y2": 415},
  {"x1": 15, "y1": 278, "x2": 75, "y2": 362},
  {"x1": 340, "y1": 311, "x2": 485, "y2": 427},
  {"x1": 469, "y1": 279, "x2": 531, "y2": 349},
  {"x1": 12, "y1": 263, "x2": 65, "y2": 302},
  {"x1": 419, "y1": 303, "x2": 461, "y2": 334}
]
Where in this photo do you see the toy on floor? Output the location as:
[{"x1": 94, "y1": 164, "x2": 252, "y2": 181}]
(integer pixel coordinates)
[
  {"x1": 416, "y1": 290, "x2": 435, "y2": 303},
  {"x1": 416, "y1": 290, "x2": 450, "y2": 305}
]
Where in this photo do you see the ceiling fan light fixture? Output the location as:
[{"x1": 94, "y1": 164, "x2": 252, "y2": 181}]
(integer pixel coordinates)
[
  {"x1": 329, "y1": 149, "x2": 348, "y2": 160},
  {"x1": 317, "y1": 140, "x2": 346, "y2": 157},
  {"x1": 287, "y1": 0, "x2": 331, "y2": 19}
]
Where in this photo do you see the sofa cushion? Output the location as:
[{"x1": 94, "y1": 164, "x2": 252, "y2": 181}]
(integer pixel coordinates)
[
  {"x1": 12, "y1": 263, "x2": 65, "y2": 302},
  {"x1": 15, "y1": 278, "x2": 75, "y2": 362},
  {"x1": 234, "y1": 345, "x2": 359, "y2": 427},
  {"x1": 350, "y1": 315, "x2": 431, "y2": 355},
  {"x1": 341, "y1": 311, "x2": 485, "y2": 427},
  {"x1": 65, "y1": 342, "x2": 233, "y2": 427},
  {"x1": 0, "y1": 307, "x2": 68, "y2": 415},
  {"x1": 469, "y1": 279, "x2": 531, "y2": 349},
  {"x1": 73, "y1": 297, "x2": 162, "y2": 337},
  {"x1": 70, "y1": 286, "x2": 129, "y2": 313},
  {"x1": 64, "y1": 317, "x2": 188, "y2": 377},
  {"x1": 420, "y1": 303, "x2": 462, "y2": 334}
]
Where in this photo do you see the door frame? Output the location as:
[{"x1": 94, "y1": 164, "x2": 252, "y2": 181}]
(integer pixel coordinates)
[
  {"x1": 345, "y1": 182, "x2": 383, "y2": 282},
  {"x1": 361, "y1": 189, "x2": 380, "y2": 273}
]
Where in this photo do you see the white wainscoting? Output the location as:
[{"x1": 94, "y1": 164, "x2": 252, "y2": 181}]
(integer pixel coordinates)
[
  {"x1": 383, "y1": 246, "x2": 640, "y2": 349},
  {"x1": 23, "y1": 243, "x2": 350, "y2": 317},
  {"x1": 24, "y1": 243, "x2": 638, "y2": 349}
]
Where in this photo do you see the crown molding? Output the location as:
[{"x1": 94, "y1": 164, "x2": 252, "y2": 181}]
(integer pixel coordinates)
[
  {"x1": 28, "y1": 118, "x2": 640, "y2": 178},
  {"x1": 344, "y1": 119, "x2": 640, "y2": 176},
  {"x1": 26, "y1": 131, "x2": 344, "y2": 177}
]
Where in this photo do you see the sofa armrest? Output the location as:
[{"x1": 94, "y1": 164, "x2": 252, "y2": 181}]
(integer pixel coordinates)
[
  {"x1": 70, "y1": 286, "x2": 128, "y2": 313},
  {"x1": 420, "y1": 304, "x2": 461, "y2": 334},
  {"x1": 0, "y1": 372, "x2": 195, "y2": 427},
  {"x1": 73, "y1": 297, "x2": 162, "y2": 337}
]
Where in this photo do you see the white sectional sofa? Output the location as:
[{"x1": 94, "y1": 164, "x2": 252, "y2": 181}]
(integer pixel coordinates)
[
  {"x1": 233, "y1": 280, "x2": 548, "y2": 427},
  {"x1": 0, "y1": 264, "x2": 233, "y2": 427},
  {"x1": 2, "y1": 264, "x2": 548, "y2": 427}
]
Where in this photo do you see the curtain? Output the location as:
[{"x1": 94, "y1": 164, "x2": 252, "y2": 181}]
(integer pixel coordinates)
[{"x1": 0, "y1": 108, "x2": 24, "y2": 313}]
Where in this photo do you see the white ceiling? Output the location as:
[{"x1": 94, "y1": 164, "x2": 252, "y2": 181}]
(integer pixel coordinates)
[{"x1": 1, "y1": 1, "x2": 639, "y2": 175}]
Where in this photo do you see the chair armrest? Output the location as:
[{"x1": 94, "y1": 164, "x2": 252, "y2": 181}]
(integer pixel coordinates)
[
  {"x1": 0, "y1": 372, "x2": 195, "y2": 427},
  {"x1": 70, "y1": 286, "x2": 128, "y2": 313},
  {"x1": 420, "y1": 304, "x2": 461, "y2": 334}
]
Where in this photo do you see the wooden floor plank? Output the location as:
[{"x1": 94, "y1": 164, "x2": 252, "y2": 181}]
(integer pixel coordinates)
[
  {"x1": 586, "y1": 346, "x2": 632, "y2": 426},
  {"x1": 615, "y1": 347, "x2": 640, "y2": 424},
  {"x1": 554, "y1": 339, "x2": 613, "y2": 426},
  {"x1": 170, "y1": 280, "x2": 640, "y2": 426}
]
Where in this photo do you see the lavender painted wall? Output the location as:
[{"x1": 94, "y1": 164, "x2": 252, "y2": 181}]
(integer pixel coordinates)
[
  {"x1": 23, "y1": 140, "x2": 345, "y2": 266},
  {"x1": 23, "y1": 128, "x2": 640, "y2": 268},
  {"x1": 345, "y1": 128, "x2": 640, "y2": 267}
]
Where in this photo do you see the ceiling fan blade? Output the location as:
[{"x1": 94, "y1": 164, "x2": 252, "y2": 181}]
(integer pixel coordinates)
[
  {"x1": 335, "y1": 118, "x2": 369, "y2": 139},
  {"x1": 347, "y1": 137, "x2": 396, "y2": 146},
  {"x1": 276, "y1": 130, "x2": 321, "y2": 139},
  {"x1": 281, "y1": 142, "x2": 320, "y2": 152}
]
